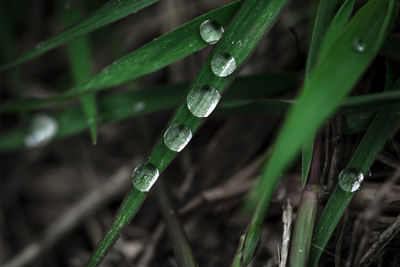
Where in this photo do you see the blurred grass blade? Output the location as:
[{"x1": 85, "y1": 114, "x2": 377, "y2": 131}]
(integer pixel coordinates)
[
  {"x1": 5, "y1": 77, "x2": 400, "y2": 152},
  {"x1": 302, "y1": 0, "x2": 344, "y2": 187},
  {"x1": 242, "y1": 0, "x2": 398, "y2": 265},
  {"x1": 308, "y1": 66, "x2": 400, "y2": 267},
  {"x1": 87, "y1": 0, "x2": 288, "y2": 265},
  {"x1": 0, "y1": 74, "x2": 296, "y2": 152},
  {"x1": 62, "y1": 4, "x2": 97, "y2": 144},
  {"x1": 0, "y1": 0, "x2": 159, "y2": 71},
  {"x1": 0, "y1": 0, "x2": 244, "y2": 114},
  {"x1": 317, "y1": 0, "x2": 355, "y2": 60}
]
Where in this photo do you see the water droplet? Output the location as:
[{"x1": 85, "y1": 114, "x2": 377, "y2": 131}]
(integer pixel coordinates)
[
  {"x1": 211, "y1": 52, "x2": 236, "y2": 77},
  {"x1": 25, "y1": 115, "x2": 58, "y2": 148},
  {"x1": 133, "y1": 102, "x2": 145, "y2": 112},
  {"x1": 338, "y1": 168, "x2": 364, "y2": 192},
  {"x1": 352, "y1": 37, "x2": 366, "y2": 53},
  {"x1": 199, "y1": 20, "x2": 224, "y2": 44},
  {"x1": 163, "y1": 124, "x2": 192, "y2": 152},
  {"x1": 187, "y1": 85, "x2": 221, "y2": 118},
  {"x1": 238, "y1": 40, "x2": 243, "y2": 47},
  {"x1": 132, "y1": 162, "x2": 159, "y2": 192}
]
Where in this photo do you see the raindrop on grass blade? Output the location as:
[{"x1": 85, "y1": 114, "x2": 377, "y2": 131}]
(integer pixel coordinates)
[
  {"x1": 163, "y1": 124, "x2": 192, "y2": 152},
  {"x1": 132, "y1": 162, "x2": 160, "y2": 192},
  {"x1": 199, "y1": 20, "x2": 224, "y2": 44},
  {"x1": 187, "y1": 85, "x2": 221, "y2": 118},
  {"x1": 25, "y1": 114, "x2": 58, "y2": 148},
  {"x1": 211, "y1": 52, "x2": 236, "y2": 77},
  {"x1": 352, "y1": 37, "x2": 366, "y2": 53},
  {"x1": 338, "y1": 168, "x2": 364, "y2": 192}
]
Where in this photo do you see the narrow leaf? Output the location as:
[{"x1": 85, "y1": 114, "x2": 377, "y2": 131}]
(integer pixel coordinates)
[
  {"x1": 0, "y1": 0, "x2": 159, "y2": 71},
  {"x1": 62, "y1": 4, "x2": 98, "y2": 144}
]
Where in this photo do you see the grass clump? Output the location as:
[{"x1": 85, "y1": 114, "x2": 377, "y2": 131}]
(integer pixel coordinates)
[{"x1": 1, "y1": 0, "x2": 400, "y2": 267}]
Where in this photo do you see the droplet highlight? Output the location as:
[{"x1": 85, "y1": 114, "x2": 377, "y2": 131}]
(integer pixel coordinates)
[
  {"x1": 25, "y1": 114, "x2": 58, "y2": 148},
  {"x1": 187, "y1": 85, "x2": 221, "y2": 118},
  {"x1": 352, "y1": 37, "x2": 366, "y2": 53},
  {"x1": 338, "y1": 168, "x2": 364, "y2": 192},
  {"x1": 211, "y1": 52, "x2": 236, "y2": 77},
  {"x1": 132, "y1": 162, "x2": 159, "y2": 192},
  {"x1": 163, "y1": 124, "x2": 192, "y2": 152},
  {"x1": 199, "y1": 20, "x2": 224, "y2": 44}
]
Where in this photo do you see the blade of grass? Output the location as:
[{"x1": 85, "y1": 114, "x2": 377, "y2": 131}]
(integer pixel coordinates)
[
  {"x1": 302, "y1": 0, "x2": 354, "y2": 187},
  {"x1": 0, "y1": 0, "x2": 244, "y2": 114},
  {"x1": 62, "y1": 3, "x2": 97, "y2": 144},
  {"x1": 308, "y1": 64, "x2": 400, "y2": 267},
  {"x1": 0, "y1": 0, "x2": 159, "y2": 71},
  {"x1": 241, "y1": 0, "x2": 398, "y2": 265},
  {"x1": 0, "y1": 74, "x2": 296, "y2": 152},
  {"x1": 5, "y1": 78, "x2": 400, "y2": 152},
  {"x1": 87, "y1": 0, "x2": 288, "y2": 265}
]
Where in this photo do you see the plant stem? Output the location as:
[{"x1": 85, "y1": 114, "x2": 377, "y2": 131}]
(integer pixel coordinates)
[{"x1": 290, "y1": 132, "x2": 323, "y2": 267}]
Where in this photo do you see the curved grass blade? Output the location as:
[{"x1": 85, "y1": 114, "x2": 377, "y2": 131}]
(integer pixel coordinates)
[
  {"x1": 0, "y1": 0, "x2": 244, "y2": 114},
  {"x1": 62, "y1": 4, "x2": 97, "y2": 144},
  {"x1": 308, "y1": 67, "x2": 400, "y2": 267},
  {"x1": 302, "y1": 0, "x2": 354, "y2": 187},
  {"x1": 241, "y1": 0, "x2": 398, "y2": 265},
  {"x1": 0, "y1": 0, "x2": 159, "y2": 71},
  {"x1": 87, "y1": 0, "x2": 288, "y2": 265}
]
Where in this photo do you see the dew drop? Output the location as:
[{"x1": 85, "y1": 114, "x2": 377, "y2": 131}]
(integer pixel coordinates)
[
  {"x1": 163, "y1": 124, "x2": 192, "y2": 152},
  {"x1": 133, "y1": 102, "x2": 145, "y2": 112},
  {"x1": 25, "y1": 114, "x2": 58, "y2": 148},
  {"x1": 211, "y1": 52, "x2": 236, "y2": 77},
  {"x1": 199, "y1": 20, "x2": 224, "y2": 45},
  {"x1": 338, "y1": 168, "x2": 364, "y2": 192},
  {"x1": 132, "y1": 162, "x2": 159, "y2": 192},
  {"x1": 187, "y1": 85, "x2": 221, "y2": 118},
  {"x1": 352, "y1": 37, "x2": 366, "y2": 53}
]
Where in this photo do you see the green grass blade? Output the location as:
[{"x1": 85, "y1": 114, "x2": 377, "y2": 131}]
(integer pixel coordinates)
[
  {"x1": 308, "y1": 71, "x2": 400, "y2": 267},
  {"x1": 241, "y1": 0, "x2": 398, "y2": 264},
  {"x1": 6, "y1": 77, "x2": 400, "y2": 152},
  {"x1": 0, "y1": 0, "x2": 244, "y2": 114},
  {"x1": 317, "y1": 0, "x2": 355, "y2": 60},
  {"x1": 87, "y1": 0, "x2": 288, "y2": 265},
  {"x1": 0, "y1": 74, "x2": 296, "y2": 152},
  {"x1": 302, "y1": 0, "x2": 344, "y2": 187},
  {"x1": 86, "y1": 187, "x2": 146, "y2": 266},
  {"x1": 62, "y1": 4, "x2": 97, "y2": 144},
  {"x1": 0, "y1": 0, "x2": 158, "y2": 71},
  {"x1": 305, "y1": 0, "x2": 343, "y2": 79}
]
